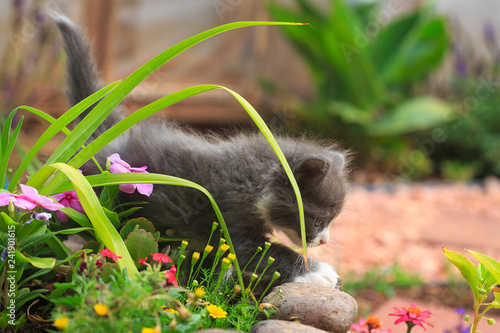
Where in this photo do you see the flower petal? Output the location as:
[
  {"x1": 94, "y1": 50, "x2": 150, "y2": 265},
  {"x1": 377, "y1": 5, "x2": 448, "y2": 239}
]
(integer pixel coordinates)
[
  {"x1": 119, "y1": 183, "x2": 136, "y2": 194},
  {"x1": 136, "y1": 183, "x2": 153, "y2": 197},
  {"x1": 108, "y1": 153, "x2": 131, "y2": 169},
  {"x1": 110, "y1": 163, "x2": 131, "y2": 174}
]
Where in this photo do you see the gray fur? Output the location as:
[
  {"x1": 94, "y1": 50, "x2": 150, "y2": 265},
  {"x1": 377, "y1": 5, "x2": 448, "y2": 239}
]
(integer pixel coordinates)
[{"x1": 54, "y1": 16, "x2": 349, "y2": 293}]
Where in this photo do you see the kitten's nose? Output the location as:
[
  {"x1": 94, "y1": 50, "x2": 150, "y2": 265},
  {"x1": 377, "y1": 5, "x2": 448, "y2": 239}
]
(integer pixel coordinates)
[{"x1": 320, "y1": 239, "x2": 327, "y2": 245}]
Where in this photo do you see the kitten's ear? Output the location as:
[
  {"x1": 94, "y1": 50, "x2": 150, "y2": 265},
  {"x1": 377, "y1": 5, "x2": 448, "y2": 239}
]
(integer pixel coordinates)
[
  {"x1": 293, "y1": 156, "x2": 331, "y2": 182},
  {"x1": 329, "y1": 151, "x2": 346, "y2": 171}
]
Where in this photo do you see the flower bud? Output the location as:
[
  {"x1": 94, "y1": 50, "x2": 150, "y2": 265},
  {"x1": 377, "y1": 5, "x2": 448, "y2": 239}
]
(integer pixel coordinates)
[
  {"x1": 178, "y1": 307, "x2": 190, "y2": 319},
  {"x1": 487, "y1": 318, "x2": 496, "y2": 325}
]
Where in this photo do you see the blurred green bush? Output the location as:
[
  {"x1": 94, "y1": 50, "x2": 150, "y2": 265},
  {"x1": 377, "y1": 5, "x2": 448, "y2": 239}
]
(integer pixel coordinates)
[{"x1": 268, "y1": 0, "x2": 453, "y2": 176}]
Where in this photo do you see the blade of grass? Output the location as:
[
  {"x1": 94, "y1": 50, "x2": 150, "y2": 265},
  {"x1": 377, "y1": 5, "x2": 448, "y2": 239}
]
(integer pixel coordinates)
[
  {"x1": 8, "y1": 82, "x2": 120, "y2": 191},
  {"x1": 30, "y1": 163, "x2": 139, "y2": 277},
  {"x1": 0, "y1": 116, "x2": 24, "y2": 189},
  {"x1": 52, "y1": 171, "x2": 245, "y2": 289},
  {"x1": 45, "y1": 21, "x2": 307, "y2": 169}
]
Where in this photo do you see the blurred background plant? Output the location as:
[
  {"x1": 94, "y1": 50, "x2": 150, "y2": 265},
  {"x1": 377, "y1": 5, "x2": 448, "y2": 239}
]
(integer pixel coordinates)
[
  {"x1": 0, "y1": 0, "x2": 63, "y2": 117},
  {"x1": 267, "y1": 0, "x2": 453, "y2": 178},
  {"x1": 418, "y1": 21, "x2": 500, "y2": 180}
]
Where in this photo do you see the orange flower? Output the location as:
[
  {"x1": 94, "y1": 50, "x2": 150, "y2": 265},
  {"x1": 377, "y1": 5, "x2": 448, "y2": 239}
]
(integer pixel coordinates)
[
  {"x1": 54, "y1": 317, "x2": 68, "y2": 329},
  {"x1": 94, "y1": 303, "x2": 108, "y2": 316}
]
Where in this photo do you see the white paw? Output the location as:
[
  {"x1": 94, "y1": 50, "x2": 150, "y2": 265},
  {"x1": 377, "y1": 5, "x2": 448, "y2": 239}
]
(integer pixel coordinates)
[{"x1": 293, "y1": 261, "x2": 340, "y2": 289}]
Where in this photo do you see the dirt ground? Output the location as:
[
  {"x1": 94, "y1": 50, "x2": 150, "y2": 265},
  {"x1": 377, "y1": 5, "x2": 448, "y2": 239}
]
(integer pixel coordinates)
[{"x1": 310, "y1": 177, "x2": 500, "y2": 282}]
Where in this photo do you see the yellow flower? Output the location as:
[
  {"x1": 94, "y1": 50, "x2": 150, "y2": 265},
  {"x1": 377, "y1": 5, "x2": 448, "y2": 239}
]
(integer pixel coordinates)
[
  {"x1": 94, "y1": 303, "x2": 108, "y2": 316},
  {"x1": 206, "y1": 304, "x2": 227, "y2": 319},
  {"x1": 192, "y1": 251, "x2": 200, "y2": 260},
  {"x1": 227, "y1": 253, "x2": 236, "y2": 261},
  {"x1": 195, "y1": 287, "x2": 205, "y2": 298},
  {"x1": 219, "y1": 244, "x2": 230, "y2": 252},
  {"x1": 221, "y1": 257, "x2": 232, "y2": 269},
  {"x1": 54, "y1": 316, "x2": 68, "y2": 329},
  {"x1": 182, "y1": 240, "x2": 189, "y2": 247},
  {"x1": 141, "y1": 328, "x2": 160, "y2": 333},
  {"x1": 204, "y1": 245, "x2": 214, "y2": 253}
]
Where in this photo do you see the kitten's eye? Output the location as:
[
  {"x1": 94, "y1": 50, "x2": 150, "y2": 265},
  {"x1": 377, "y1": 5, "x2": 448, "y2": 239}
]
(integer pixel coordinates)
[{"x1": 314, "y1": 220, "x2": 322, "y2": 228}]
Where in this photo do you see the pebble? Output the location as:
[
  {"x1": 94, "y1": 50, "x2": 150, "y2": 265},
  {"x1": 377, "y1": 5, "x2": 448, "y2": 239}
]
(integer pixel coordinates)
[
  {"x1": 262, "y1": 282, "x2": 357, "y2": 333},
  {"x1": 250, "y1": 320, "x2": 329, "y2": 333}
]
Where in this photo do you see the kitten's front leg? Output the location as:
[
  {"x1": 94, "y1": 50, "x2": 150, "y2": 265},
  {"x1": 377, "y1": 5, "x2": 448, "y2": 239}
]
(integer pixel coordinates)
[{"x1": 293, "y1": 258, "x2": 341, "y2": 289}]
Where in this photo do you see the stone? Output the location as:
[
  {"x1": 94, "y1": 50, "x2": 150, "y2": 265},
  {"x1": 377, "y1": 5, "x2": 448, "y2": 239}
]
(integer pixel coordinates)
[
  {"x1": 262, "y1": 283, "x2": 357, "y2": 333},
  {"x1": 250, "y1": 320, "x2": 328, "y2": 333},
  {"x1": 198, "y1": 329, "x2": 243, "y2": 333}
]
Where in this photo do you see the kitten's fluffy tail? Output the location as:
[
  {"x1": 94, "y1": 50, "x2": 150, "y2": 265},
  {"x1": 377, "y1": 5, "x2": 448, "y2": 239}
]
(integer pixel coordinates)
[{"x1": 52, "y1": 12, "x2": 122, "y2": 133}]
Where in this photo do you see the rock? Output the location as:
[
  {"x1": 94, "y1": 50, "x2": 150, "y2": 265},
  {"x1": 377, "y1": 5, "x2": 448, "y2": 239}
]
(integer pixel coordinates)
[
  {"x1": 262, "y1": 283, "x2": 357, "y2": 333},
  {"x1": 250, "y1": 320, "x2": 328, "y2": 333},
  {"x1": 198, "y1": 329, "x2": 243, "y2": 333}
]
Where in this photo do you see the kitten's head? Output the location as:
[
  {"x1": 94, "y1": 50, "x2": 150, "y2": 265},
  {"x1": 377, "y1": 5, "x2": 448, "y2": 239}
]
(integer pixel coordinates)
[{"x1": 257, "y1": 149, "x2": 348, "y2": 247}]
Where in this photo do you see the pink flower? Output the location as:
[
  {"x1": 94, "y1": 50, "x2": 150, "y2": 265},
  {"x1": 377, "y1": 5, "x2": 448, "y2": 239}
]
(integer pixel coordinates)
[
  {"x1": 389, "y1": 304, "x2": 433, "y2": 331},
  {"x1": 108, "y1": 153, "x2": 153, "y2": 196},
  {"x1": 351, "y1": 317, "x2": 391, "y2": 333},
  {"x1": 151, "y1": 252, "x2": 173, "y2": 264},
  {"x1": 164, "y1": 265, "x2": 178, "y2": 287},
  {"x1": 14, "y1": 185, "x2": 65, "y2": 211},
  {"x1": 51, "y1": 191, "x2": 85, "y2": 222},
  {"x1": 0, "y1": 193, "x2": 16, "y2": 206},
  {"x1": 100, "y1": 249, "x2": 122, "y2": 262}
]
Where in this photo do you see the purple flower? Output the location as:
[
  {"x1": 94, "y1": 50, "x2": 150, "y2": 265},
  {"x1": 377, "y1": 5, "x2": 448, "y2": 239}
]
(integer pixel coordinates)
[
  {"x1": 1, "y1": 250, "x2": 8, "y2": 262},
  {"x1": 27, "y1": 212, "x2": 52, "y2": 226},
  {"x1": 14, "y1": 185, "x2": 65, "y2": 211},
  {"x1": 0, "y1": 192, "x2": 16, "y2": 206},
  {"x1": 52, "y1": 191, "x2": 84, "y2": 222},
  {"x1": 455, "y1": 307, "x2": 467, "y2": 316},
  {"x1": 484, "y1": 22, "x2": 496, "y2": 43},
  {"x1": 108, "y1": 153, "x2": 153, "y2": 196}
]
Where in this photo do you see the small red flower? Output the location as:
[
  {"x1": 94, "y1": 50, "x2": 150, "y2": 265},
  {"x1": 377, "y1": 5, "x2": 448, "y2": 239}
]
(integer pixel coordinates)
[
  {"x1": 100, "y1": 249, "x2": 122, "y2": 262},
  {"x1": 389, "y1": 304, "x2": 433, "y2": 331},
  {"x1": 139, "y1": 257, "x2": 149, "y2": 265},
  {"x1": 164, "y1": 265, "x2": 178, "y2": 287},
  {"x1": 151, "y1": 253, "x2": 173, "y2": 263}
]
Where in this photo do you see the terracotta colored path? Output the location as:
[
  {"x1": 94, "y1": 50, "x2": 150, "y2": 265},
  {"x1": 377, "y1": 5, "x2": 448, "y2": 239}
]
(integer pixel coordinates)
[{"x1": 307, "y1": 178, "x2": 500, "y2": 331}]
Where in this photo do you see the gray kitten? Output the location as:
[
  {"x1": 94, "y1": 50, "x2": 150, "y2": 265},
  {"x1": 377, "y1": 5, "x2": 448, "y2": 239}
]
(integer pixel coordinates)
[{"x1": 55, "y1": 15, "x2": 348, "y2": 292}]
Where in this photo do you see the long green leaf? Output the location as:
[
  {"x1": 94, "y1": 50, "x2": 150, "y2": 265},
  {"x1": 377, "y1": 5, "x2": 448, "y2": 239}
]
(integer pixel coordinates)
[
  {"x1": 7, "y1": 81, "x2": 121, "y2": 191},
  {"x1": 30, "y1": 163, "x2": 139, "y2": 277},
  {"x1": 52, "y1": 171, "x2": 246, "y2": 288},
  {"x1": 45, "y1": 21, "x2": 306, "y2": 168},
  {"x1": 0, "y1": 116, "x2": 23, "y2": 189}
]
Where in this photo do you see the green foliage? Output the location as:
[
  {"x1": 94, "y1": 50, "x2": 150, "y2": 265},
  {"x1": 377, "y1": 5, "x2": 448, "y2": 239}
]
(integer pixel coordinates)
[
  {"x1": 342, "y1": 264, "x2": 423, "y2": 299},
  {"x1": 443, "y1": 247, "x2": 500, "y2": 332},
  {"x1": 424, "y1": 78, "x2": 500, "y2": 179},
  {"x1": 49, "y1": 243, "x2": 277, "y2": 332},
  {"x1": 268, "y1": 0, "x2": 452, "y2": 167}
]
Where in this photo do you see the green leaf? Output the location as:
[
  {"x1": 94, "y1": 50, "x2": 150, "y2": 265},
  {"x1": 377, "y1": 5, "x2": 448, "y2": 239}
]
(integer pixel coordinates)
[
  {"x1": 368, "y1": 96, "x2": 452, "y2": 136},
  {"x1": 7, "y1": 81, "x2": 120, "y2": 191},
  {"x1": 443, "y1": 247, "x2": 479, "y2": 302},
  {"x1": 468, "y1": 250, "x2": 500, "y2": 286},
  {"x1": 28, "y1": 164, "x2": 139, "y2": 277},
  {"x1": 382, "y1": 16, "x2": 450, "y2": 84},
  {"x1": 371, "y1": 11, "x2": 421, "y2": 73},
  {"x1": 15, "y1": 251, "x2": 55, "y2": 269}
]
